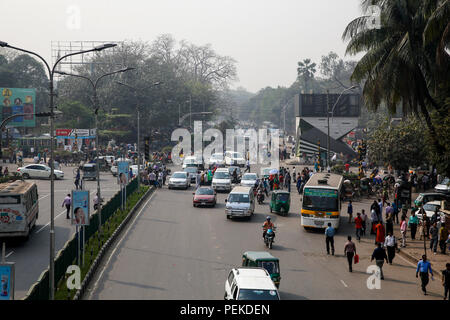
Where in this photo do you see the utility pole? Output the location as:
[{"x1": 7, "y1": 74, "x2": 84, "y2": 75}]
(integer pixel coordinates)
[{"x1": 326, "y1": 89, "x2": 330, "y2": 172}]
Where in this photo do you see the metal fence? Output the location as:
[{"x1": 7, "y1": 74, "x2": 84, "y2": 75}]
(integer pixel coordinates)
[{"x1": 24, "y1": 178, "x2": 139, "y2": 300}]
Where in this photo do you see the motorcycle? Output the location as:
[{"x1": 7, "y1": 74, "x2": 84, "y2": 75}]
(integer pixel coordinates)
[
  {"x1": 263, "y1": 226, "x2": 276, "y2": 249},
  {"x1": 257, "y1": 190, "x2": 265, "y2": 204},
  {"x1": 157, "y1": 177, "x2": 163, "y2": 188}
]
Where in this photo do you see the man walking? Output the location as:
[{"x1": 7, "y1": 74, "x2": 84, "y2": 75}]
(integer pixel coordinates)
[
  {"x1": 375, "y1": 220, "x2": 385, "y2": 246},
  {"x1": 400, "y1": 215, "x2": 408, "y2": 247},
  {"x1": 344, "y1": 236, "x2": 356, "y2": 272},
  {"x1": 361, "y1": 209, "x2": 367, "y2": 236},
  {"x1": 370, "y1": 209, "x2": 378, "y2": 235},
  {"x1": 325, "y1": 223, "x2": 335, "y2": 255},
  {"x1": 439, "y1": 223, "x2": 449, "y2": 254},
  {"x1": 371, "y1": 242, "x2": 388, "y2": 280},
  {"x1": 429, "y1": 222, "x2": 439, "y2": 254},
  {"x1": 416, "y1": 255, "x2": 433, "y2": 295},
  {"x1": 442, "y1": 263, "x2": 450, "y2": 301},
  {"x1": 347, "y1": 200, "x2": 353, "y2": 224},
  {"x1": 354, "y1": 212, "x2": 363, "y2": 242},
  {"x1": 408, "y1": 211, "x2": 419, "y2": 240},
  {"x1": 245, "y1": 159, "x2": 250, "y2": 173},
  {"x1": 62, "y1": 194, "x2": 71, "y2": 219},
  {"x1": 285, "y1": 171, "x2": 291, "y2": 192},
  {"x1": 384, "y1": 232, "x2": 397, "y2": 264}
]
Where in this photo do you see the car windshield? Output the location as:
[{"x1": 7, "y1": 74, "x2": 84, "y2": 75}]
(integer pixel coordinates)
[
  {"x1": 238, "y1": 289, "x2": 279, "y2": 300},
  {"x1": 228, "y1": 167, "x2": 240, "y2": 174},
  {"x1": 276, "y1": 193, "x2": 289, "y2": 202},
  {"x1": 228, "y1": 193, "x2": 249, "y2": 203},
  {"x1": 83, "y1": 166, "x2": 96, "y2": 172},
  {"x1": 231, "y1": 152, "x2": 242, "y2": 158},
  {"x1": 302, "y1": 188, "x2": 338, "y2": 211},
  {"x1": 257, "y1": 261, "x2": 280, "y2": 274},
  {"x1": 243, "y1": 174, "x2": 257, "y2": 180},
  {"x1": 214, "y1": 172, "x2": 230, "y2": 179},
  {"x1": 196, "y1": 188, "x2": 214, "y2": 195},
  {"x1": 423, "y1": 204, "x2": 439, "y2": 212},
  {"x1": 184, "y1": 168, "x2": 197, "y2": 173},
  {"x1": 211, "y1": 154, "x2": 223, "y2": 159},
  {"x1": 172, "y1": 173, "x2": 187, "y2": 178},
  {"x1": 440, "y1": 177, "x2": 449, "y2": 185},
  {"x1": 0, "y1": 195, "x2": 21, "y2": 204}
]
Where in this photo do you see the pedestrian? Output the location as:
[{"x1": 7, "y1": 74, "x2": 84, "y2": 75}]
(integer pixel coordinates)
[
  {"x1": 355, "y1": 212, "x2": 363, "y2": 242},
  {"x1": 385, "y1": 211, "x2": 394, "y2": 236},
  {"x1": 442, "y1": 263, "x2": 450, "y2": 301},
  {"x1": 420, "y1": 208, "x2": 431, "y2": 238},
  {"x1": 429, "y1": 222, "x2": 439, "y2": 254},
  {"x1": 370, "y1": 209, "x2": 378, "y2": 235},
  {"x1": 377, "y1": 199, "x2": 383, "y2": 222},
  {"x1": 384, "y1": 232, "x2": 397, "y2": 264},
  {"x1": 375, "y1": 220, "x2": 385, "y2": 246},
  {"x1": 400, "y1": 215, "x2": 408, "y2": 247},
  {"x1": 74, "y1": 169, "x2": 80, "y2": 190},
  {"x1": 285, "y1": 171, "x2": 291, "y2": 192},
  {"x1": 292, "y1": 167, "x2": 296, "y2": 182},
  {"x1": 196, "y1": 171, "x2": 201, "y2": 189},
  {"x1": 344, "y1": 236, "x2": 356, "y2": 272},
  {"x1": 408, "y1": 211, "x2": 419, "y2": 240},
  {"x1": 62, "y1": 194, "x2": 71, "y2": 219},
  {"x1": 416, "y1": 255, "x2": 433, "y2": 295},
  {"x1": 392, "y1": 201, "x2": 399, "y2": 224},
  {"x1": 371, "y1": 200, "x2": 380, "y2": 222},
  {"x1": 245, "y1": 159, "x2": 250, "y2": 173},
  {"x1": 347, "y1": 200, "x2": 353, "y2": 224},
  {"x1": 296, "y1": 176, "x2": 302, "y2": 194},
  {"x1": 371, "y1": 242, "x2": 388, "y2": 280},
  {"x1": 439, "y1": 223, "x2": 449, "y2": 254},
  {"x1": 361, "y1": 209, "x2": 367, "y2": 236},
  {"x1": 324, "y1": 222, "x2": 335, "y2": 255},
  {"x1": 3, "y1": 167, "x2": 8, "y2": 177}
]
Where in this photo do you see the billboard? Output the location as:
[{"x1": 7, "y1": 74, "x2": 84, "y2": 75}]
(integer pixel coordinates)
[
  {"x1": 71, "y1": 190, "x2": 90, "y2": 226},
  {"x1": 117, "y1": 161, "x2": 129, "y2": 185},
  {"x1": 1, "y1": 88, "x2": 36, "y2": 127},
  {"x1": 0, "y1": 263, "x2": 14, "y2": 300}
]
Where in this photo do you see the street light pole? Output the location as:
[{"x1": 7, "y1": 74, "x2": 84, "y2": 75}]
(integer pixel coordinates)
[
  {"x1": 0, "y1": 41, "x2": 118, "y2": 299},
  {"x1": 56, "y1": 67, "x2": 134, "y2": 241}
]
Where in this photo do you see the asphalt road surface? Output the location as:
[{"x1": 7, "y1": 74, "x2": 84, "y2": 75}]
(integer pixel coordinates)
[
  {"x1": 0, "y1": 165, "x2": 120, "y2": 299},
  {"x1": 86, "y1": 164, "x2": 443, "y2": 300}
]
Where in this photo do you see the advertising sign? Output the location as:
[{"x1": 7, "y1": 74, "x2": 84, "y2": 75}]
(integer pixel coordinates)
[
  {"x1": 71, "y1": 190, "x2": 90, "y2": 226},
  {"x1": 0, "y1": 263, "x2": 15, "y2": 300},
  {"x1": 1, "y1": 88, "x2": 36, "y2": 127},
  {"x1": 55, "y1": 128, "x2": 96, "y2": 139},
  {"x1": 117, "y1": 161, "x2": 129, "y2": 185}
]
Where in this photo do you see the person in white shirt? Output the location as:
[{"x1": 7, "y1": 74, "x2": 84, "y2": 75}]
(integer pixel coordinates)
[{"x1": 384, "y1": 232, "x2": 397, "y2": 264}]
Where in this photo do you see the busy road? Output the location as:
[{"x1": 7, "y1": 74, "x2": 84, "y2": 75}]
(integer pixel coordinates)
[
  {"x1": 0, "y1": 164, "x2": 120, "y2": 299},
  {"x1": 85, "y1": 163, "x2": 443, "y2": 300}
]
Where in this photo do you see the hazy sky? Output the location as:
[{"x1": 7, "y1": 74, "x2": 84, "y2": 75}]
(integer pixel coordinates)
[{"x1": 2, "y1": 0, "x2": 364, "y2": 92}]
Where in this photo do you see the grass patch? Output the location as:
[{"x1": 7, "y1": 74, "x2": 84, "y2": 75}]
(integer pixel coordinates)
[{"x1": 54, "y1": 185, "x2": 150, "y2": 300}]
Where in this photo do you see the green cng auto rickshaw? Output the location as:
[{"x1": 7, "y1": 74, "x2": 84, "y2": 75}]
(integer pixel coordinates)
[
  {"x1": 270, "y1": 190, "x2": 290, "y2": 215},
  {"x1": 242, "y1": 251, "x2": 281, "y2": 288}
]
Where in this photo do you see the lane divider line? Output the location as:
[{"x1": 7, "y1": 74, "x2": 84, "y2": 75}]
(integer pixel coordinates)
[
  {"x1": 340, "y1": 280, "x2": 348, "y2": 288},
  {"x1": 5, "y1": 251, "x2": 14, "y2": 258}
]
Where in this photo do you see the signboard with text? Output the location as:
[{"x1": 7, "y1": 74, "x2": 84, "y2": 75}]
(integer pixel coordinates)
[{"x1": 1, "y1": 88, "x2": 36, "y2": 127}]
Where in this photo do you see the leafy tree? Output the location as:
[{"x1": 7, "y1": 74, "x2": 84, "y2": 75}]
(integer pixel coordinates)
[{"x1": 296, "y1": 59, "x2": 316, "y2": 92}]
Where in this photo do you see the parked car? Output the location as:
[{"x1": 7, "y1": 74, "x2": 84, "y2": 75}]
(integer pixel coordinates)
[
  {"x1": 416, "y1": 200, "x2": 443, "y2": 219},
  {"x1": 192, "y1": 187, "x2": 217, "y2": 207},
  {"x1": 224, "y1": 267, "x2": 280, "y2": 300},
  {"x1": 414, "y1": 192, "x2": 448, "y2": 207},
  {"x1": 168, "y1": 172, "x2": 190, "y2": 190},
  {"x1": 17, "y1": 164, "x2": 64, "y2": 180},
  {"x1": 434, "y1": 177, "x2": 450, "y2": 195}
]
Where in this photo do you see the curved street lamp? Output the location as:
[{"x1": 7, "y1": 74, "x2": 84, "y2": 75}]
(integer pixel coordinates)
[
  {"x1": 0, "y1": 41, "x2": 116, "y2": 299},
  {"x1": 56, "y1": 67, "x2": 134, "y2": 241}
]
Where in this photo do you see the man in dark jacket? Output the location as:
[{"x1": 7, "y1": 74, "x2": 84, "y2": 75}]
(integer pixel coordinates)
[{"x1": 371, "y1": 242, "x2": 388, "y2": 280}]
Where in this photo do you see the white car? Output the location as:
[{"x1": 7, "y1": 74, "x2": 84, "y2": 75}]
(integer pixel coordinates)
[
  {"x1": 434, "y1": 177, "x2": 450, "y2": 194},
  {"x1": 224, "y1": 268, "x2": 280, "y2": 300},
  {"x1": 168, "y1": 172, "x2": 190, "y2": 190},
  {"x1": 224, "y1": 151, "x2": 246, "y2": 167},
  {"x1": 212, "y1": 168, "x2": 232, "y2": 192},
  {"x1": 416, "y1": 201, "x2": 443, "y2": 219},
  {"x1": 17, "y1": 164, "x2": 64, "y2": 180},
  {"x1": 241, "y1": 173, "x2": 259, "y2": 187},
  {"x1": 208, "y1": 153, "x2": 224, "y2": 166},
  {"x1": 182, "y1": 156, "x2": 203, "y2": 169}
]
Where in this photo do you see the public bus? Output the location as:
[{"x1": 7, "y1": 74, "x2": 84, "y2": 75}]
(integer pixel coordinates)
[
  {"x1": 301, "y1": 172, "x2": 344, "y2": 229},
  {"x1": 0, "y1": 180, "x2": 39, "y2": 239}
]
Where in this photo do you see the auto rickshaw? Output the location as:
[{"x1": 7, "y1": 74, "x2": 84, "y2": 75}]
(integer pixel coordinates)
[
  {"x1": 269, "y1": 190, "x2": 290, "y2": 215},
  {"x1": 242, "y1": 251, "x2": 281, "y2": 288},
  {"x1": 360, "y1": 177, "x2": 370, "y2": 197},
  {"x1": 343, "y1": 180, "x2": 354, "y2": 200}
]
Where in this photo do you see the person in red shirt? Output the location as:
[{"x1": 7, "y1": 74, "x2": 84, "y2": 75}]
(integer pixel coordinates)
[
  {"x1": 375, "y1": 221, "x2": 386, "y2": 245},
  {"x1": 354, "y1": 212, "x2": 363, "y2": 242},
  {"x1": 345, "y1": 163, "x2": 350, "y2": 172}
]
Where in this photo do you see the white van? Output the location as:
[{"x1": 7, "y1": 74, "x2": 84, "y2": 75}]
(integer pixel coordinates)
[
  {"x1": 0, "y1": 180, "x2": 39, "y2": 239},
  {"x1": 224, "y1": 267, "x2": 280, "y2": 300},
  {"x1": 212, "y1": 168, "x2": 232, "y2": 192},
  {"x1": 225, "y1": 186, "x2": 255, "y2": 219}
]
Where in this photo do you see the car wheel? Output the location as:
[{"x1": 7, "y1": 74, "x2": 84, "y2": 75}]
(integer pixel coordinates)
[
  {"x1": 226, "y1": 215, "x2": 231, "y2": 219},
  {"x1": 22, "y1": 173, "x2": 30, "y2": 179}
]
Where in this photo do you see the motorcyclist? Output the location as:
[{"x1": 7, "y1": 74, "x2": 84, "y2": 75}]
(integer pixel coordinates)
[
  {"x1": 257, "y1": 187, "x2": 264, "y2": 203},
  {"x1": 157, "y1": 171, "x2": 164, "y2": 188},
  {"x1": 262, "y1": 216, "x2": 275, "y2": 240},
  {"x1": 232, "y1": 169, "x2": 238, "y2": 184}
]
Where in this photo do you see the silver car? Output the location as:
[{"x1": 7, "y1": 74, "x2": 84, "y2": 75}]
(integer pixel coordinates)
[
  {"x1": 241, "y1": 173, "x2": 259, "y2": 187},
  {"x1": 18, "y1": 164, "x2": 64, "y2": 180},
  {"x1": 168, "y1": 172, "x2": 190, "y2": 190}
]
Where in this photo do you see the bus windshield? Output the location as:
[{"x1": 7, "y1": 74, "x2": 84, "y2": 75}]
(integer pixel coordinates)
[{"x1": 302, "y1": 188, "x2": 338, "y2": 211}]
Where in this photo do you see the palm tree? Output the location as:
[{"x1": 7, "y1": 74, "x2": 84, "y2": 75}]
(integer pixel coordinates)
[
  {"x1": 342, "y1": 0, "x2": 449, "y2": 155},
  {"x1": 297, "y1": 59, "x2": 316, "y2": 92}
]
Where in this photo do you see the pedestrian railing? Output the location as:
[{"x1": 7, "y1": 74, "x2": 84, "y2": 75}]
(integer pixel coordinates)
[{"x1": 23, "y1": 178, "x2": 139, "y2": 300}]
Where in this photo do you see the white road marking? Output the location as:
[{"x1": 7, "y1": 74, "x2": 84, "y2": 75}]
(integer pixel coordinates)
[
  {"x1": 5, "y1": 251, "x2": 13, "y2": 258},
  {"x1": 340, "y1": 280, "x2": 348, "y2": 288},
  {"x1": 88, "y1": 191, "x2": 156, "y2": 299},
  {"x1": 38, "y1": 194, "x2": 50, "y2": 201},
  {"x1": 36, "y1": 190, "x2": 97, "y2": 234}
]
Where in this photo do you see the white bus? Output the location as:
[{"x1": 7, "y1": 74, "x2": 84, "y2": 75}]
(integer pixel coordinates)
[
  {"x1": 0, "y1": 180, "x2": 39, "y2": 239},
  {"x1": 301, "y1": 173, "x2": 343, "y2": 229}
]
